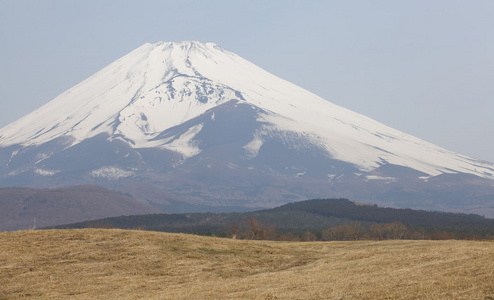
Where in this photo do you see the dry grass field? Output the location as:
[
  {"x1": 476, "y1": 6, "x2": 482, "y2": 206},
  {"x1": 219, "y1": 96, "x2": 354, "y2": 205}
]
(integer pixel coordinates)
[{"x1": 1, "y1": 229, "x2": 494, "y2": 299}]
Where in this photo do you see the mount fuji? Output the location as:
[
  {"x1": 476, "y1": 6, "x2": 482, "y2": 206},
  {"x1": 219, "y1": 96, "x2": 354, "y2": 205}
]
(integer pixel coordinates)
[{"x1": 1, "y1": 41, "x2": 494, "y2": 216}]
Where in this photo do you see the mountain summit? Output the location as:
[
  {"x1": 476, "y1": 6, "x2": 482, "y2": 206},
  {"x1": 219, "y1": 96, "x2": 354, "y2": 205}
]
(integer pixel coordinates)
[{"x1": 1, "y1": 41, "x2": 493, "y2": 215}]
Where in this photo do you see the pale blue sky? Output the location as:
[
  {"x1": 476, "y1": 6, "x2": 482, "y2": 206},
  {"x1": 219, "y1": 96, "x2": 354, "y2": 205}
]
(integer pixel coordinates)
[{"x1": 1, "y1": 0, "x2": 493, "y2": 162}]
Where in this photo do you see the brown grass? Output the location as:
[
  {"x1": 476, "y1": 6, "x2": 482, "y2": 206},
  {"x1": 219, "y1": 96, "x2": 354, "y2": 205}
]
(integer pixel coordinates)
[{"x1": 1, "y1": 229, "x2": 494, "y2": 299}]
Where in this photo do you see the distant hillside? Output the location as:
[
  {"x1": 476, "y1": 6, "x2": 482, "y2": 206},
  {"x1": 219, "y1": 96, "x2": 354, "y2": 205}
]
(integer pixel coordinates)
[
  {"x1": 53, "y1": 198, "x2": 494, "y2": 239},
  {"x1": 273, "y1": 198, "x2": 493, "y2": 228},
  {"x1": 0, "y1": 185, "x2": 161, "y2": 231}
]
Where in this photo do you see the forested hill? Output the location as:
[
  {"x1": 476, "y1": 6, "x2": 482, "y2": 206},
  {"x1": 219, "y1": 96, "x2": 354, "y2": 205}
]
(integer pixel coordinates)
[
  {"x1": 273, "y1": 199, "x2": 490, "y2": 228},
  {"x1": 51, "y1": 198, "x2": 494, "y2": 240}
]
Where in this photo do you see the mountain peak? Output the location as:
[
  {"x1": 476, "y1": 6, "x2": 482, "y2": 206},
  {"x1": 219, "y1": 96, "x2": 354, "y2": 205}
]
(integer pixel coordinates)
[
  {"x1": 0, "y1": 40, "x2": 247, "y2": 150},
  {"x1": 148, "y1": 41, "x2": 228, "y2": 60},
  {"x1": 154, "y1": 40, "x2": 217, "y2": 48}
]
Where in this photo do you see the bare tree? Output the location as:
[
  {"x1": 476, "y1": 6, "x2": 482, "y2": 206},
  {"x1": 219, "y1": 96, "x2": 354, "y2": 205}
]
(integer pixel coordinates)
[
  {"x1": 322, "y1": 222, "x2": 365, "y2": 241},
  {"x1": 370, "y1": 222, "x2": 408, "y2": 240},
  {"x1": 244, "y1": 217, "x2": 277, "y2": 240}
]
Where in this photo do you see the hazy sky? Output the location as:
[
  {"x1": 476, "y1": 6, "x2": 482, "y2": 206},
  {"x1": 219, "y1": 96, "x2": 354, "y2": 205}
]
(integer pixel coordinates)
[{"x1": 1, "y1": 0, "x2": 493, "y2": 162}]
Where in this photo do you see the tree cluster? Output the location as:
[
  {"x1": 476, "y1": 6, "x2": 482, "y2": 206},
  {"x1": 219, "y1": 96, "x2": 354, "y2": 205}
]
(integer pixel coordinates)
[{"x1": 226, "y1": 218, "x2": 494, "y2": 242}]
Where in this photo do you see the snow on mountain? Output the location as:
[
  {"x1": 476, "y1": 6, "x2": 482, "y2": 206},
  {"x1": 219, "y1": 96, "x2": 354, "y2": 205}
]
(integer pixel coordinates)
[
  {"x1": 1, "y1": 41, "x2": 492, "y2": 180},
  {"x1": 1, "y1": 41, "x2": 494, "y2": 216}
]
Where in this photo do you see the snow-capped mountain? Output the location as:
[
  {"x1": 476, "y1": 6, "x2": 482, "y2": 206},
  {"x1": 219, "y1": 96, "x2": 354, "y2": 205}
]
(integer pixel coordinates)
[{"x1": 1, "y1": 41, "x2": 494, "y2": 215}]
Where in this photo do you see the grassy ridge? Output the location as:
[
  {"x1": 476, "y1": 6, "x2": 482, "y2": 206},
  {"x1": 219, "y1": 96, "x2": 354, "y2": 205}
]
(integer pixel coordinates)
[{"x1": 1, "y1": 229, "x2": 494, "y2": 299}]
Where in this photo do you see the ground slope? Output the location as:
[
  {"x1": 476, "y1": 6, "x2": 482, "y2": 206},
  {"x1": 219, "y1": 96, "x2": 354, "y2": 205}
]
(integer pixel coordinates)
[{"x1": 1, "y1": 229, "x2": 493, "y2": 299}]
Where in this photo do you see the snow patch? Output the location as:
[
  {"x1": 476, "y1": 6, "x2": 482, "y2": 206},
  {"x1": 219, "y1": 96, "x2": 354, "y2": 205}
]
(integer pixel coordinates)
[
  {"x1": 34, "y1": 168, "x2": 60, "y2": 176},
  {"x1": 7, "y1": 150, "x2": 18, "y2": 167},
  {"x1": 162, "y1": 123, "x2": 203, "y2": 159},
  {"x1": 243, "y1": 133, "x2": 264, "y2": 158},
  {"x1": 35, "y1": 153, "x2": 53, "y2": 164},
  {"x1": 328, "y1": 174, "x2": 344, "y2": 182},
  {"x1": 419, "y1": 176, "x2": 431, "y2": 182},
  {"x1": 227, "y1": 162, "x2": 238, "y2": 169},
  {"x1": 90, "y1": 166, "x2": 134, "y2": 180},
  {"x1": 366, "y1": 175, "x2": 397, "y2": 182}
]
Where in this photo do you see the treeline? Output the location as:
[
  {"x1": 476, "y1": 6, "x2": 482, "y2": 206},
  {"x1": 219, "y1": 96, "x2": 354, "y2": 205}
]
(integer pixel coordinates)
[{"x1": 223, "y1": 218, "x2": 494, "y2": 241}]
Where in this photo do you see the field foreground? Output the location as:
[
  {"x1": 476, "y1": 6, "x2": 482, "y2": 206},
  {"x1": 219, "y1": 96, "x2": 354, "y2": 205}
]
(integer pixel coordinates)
[{"x1": 1, "y1": 229, "x2": 493, "y2": 299}]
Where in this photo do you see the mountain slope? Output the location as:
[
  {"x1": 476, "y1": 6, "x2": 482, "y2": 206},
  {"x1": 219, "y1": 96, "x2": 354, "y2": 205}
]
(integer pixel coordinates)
[{"x1": 0, "y1": 41, "x2": 493, "y2": 215}]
